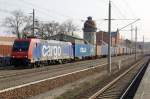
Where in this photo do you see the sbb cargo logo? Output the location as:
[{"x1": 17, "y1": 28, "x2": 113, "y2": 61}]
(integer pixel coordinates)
[
  {"x1": 42, "y1": 45, "x2": 61, "y2": 58},
  {"x1": 80, "y1": 47, "x2": 87, "y2": 53}
]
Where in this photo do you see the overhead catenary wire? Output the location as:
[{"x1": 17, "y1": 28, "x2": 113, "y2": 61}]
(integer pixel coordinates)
[
  {"x1": 111, "y1": 1, "x2": 130, "y2": 32},
  {"x1": 111, "y1": 1, "x2": 127, "y2": 19},
  {"x1": 0, "y1": 0, "x2": 140, "y2": 36},
  {"x1": 15, "y1": 0, "x2": 72, "y2": 19},
  {"x1": 0, "y1": 0, "x2": 109, "y2": 28},
  {"x1": 0, "y1": 1, "x2": 64, "y2": 22},
  {"x1": 111, "y1": 1, "x2": 131, "y2": 31},
  {"x1": 0, "y1": 0, "x2": 68, "y2": 21},
  {"x1": 110, "y1": 1, "x2": 141, "y2": 41},
  {"x1": 120, "y1": 0, "x2": 137, "y2": 19}
]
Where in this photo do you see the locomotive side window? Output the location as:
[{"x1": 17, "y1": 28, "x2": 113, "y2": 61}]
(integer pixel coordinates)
[
  {"x1": 12, "y1": 41, "x2": 30, "y2": 51},
  {"x1": 35, "y1": 43, "x2": 38, "y2": 47}
]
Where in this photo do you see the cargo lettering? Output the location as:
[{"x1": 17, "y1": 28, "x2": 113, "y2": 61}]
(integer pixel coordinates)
[
  {"x1": 42, "y1": 45, "x2": 61, "y2": 58},
  {"x1": 80, "y1": 47, "x2": 87, "y2": 53}
]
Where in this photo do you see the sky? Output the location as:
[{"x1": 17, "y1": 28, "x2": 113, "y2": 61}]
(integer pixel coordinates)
[{"x1": 0, "y1": 0, "x2": 149, "y2": 42}]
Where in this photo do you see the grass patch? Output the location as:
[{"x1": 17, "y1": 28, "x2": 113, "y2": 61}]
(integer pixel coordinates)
[
  {"x1": 55, "y1": 73, "x2": 109, "y2": 99},
  {"x1": 55, "y1": 82, "x2": 91, "y2": 99}
]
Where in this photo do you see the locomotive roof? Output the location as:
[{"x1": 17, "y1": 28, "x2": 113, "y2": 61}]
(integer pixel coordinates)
[{"x1": 14, "y1": 38, "x2": 72, "y2": 44}]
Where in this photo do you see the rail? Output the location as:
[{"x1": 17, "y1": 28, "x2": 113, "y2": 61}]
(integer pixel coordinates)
[
  {"x1": 120, "y1": 59, "x2": 149, "y2": 99},
  {"x1": 89, "y1": 57, "x2": 149, "y2": 99}
]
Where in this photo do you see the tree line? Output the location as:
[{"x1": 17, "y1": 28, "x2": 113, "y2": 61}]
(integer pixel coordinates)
[{"x1": 3, "y1": 10, "x2": 79, "y2": 39}]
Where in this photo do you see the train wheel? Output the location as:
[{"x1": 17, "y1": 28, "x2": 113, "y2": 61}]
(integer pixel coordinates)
[
  {"x1": 58, "y1": 60, "x2": 62, "y2": 64},
  {"x1": 36, "y1": 61, "x2": 43, "y2": 67},
  {"x1": 47, "y1": 60, "x2": 51, "y2": 65},
  {"x1": 34, "y1": 62, "x2": 39, "y2": 68},
  {"x1": 40, "y1": 61, "x2": 44, "y2": 67},
  {"x1": 28, "y1": 63, "x2": 34, "y2": 68},
  {"x1": 62, "y1": 59, "x2": 67, "y2": 64},
  {"x1": 14, "y1": 64, "x2": 19, "y2": 68}
]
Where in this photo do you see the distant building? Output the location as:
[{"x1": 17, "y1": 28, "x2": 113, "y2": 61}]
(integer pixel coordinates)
[
  {"x1": 96, "y1": 31, "x2": 120, "y2": 46},
  {"x1": 83, "y1": 16, "x2": 97, "y2": 45},
  {"x1": 48, "y1": 33, "x2": 88, "y2": 44}
]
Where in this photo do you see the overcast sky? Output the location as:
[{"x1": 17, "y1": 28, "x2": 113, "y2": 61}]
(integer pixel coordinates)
[{"x1": 0, "y1": 0, "x2": 149, "y2": 42}]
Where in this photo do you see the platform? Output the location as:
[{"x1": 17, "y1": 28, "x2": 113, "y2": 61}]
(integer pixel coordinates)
[{"x1": 134, "y1": 63, "x2": 150, "y2": 99}]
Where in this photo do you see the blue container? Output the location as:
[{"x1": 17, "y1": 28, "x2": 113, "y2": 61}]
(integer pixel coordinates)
[
  {"x1": 89, "y1": 44, "x2": 96, "y2": 56},
  {"x1": 101, "y1": 45, "x2": 108, "y2": 56},
  {"x1": 74, "y1": 44, "x2": 91, "y2": 58}
]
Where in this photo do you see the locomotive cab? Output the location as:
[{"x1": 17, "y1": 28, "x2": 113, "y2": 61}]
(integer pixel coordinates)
[{"x1": 11, "y1": 39, "x2": 31, "y2": 66}]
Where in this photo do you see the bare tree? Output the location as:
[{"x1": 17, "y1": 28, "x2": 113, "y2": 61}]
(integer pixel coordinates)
[
  {"x1": 34, "y1": 21, "x2": 60, "y2": 38},
  {"x1": 4, "y1": 10, "x2": 31, "y2": 38},
  {"x1": 22, "y1": 16, "x2": 33, "y2": 38},
  {"x1": 59, "y1": 19, "x2": 78, "y2": 35},
  {"x1": 36, "y1": 22, "x2": 47, "y2": 39},
  {"x1": 44, "y1": 21, "x2": 60, "y2": 37}
]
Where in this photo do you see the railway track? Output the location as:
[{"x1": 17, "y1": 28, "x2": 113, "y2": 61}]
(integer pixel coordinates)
[
  {"x1": 0, "y1": 54, "x2": 143, "y2": 99},
  {"x1": 0, "y1": 54, "x2": 141, "y2": 91},
  {"x1": 0, "y1": 59, "x2": 104, "y2": 79},
  {"x1": 0, "y1": 55, "x2": 133, "y2": 90},
  {"x1": 0, "y1": 54, "x2": 135, "y2": 79},
  {"x1": 89, "y1": 56, "x2": 149, "y2": 99}
]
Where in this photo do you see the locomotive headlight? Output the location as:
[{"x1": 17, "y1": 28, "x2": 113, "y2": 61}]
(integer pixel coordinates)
[{"x1": 25, "y1": 56, "x2": 28, "y2": 58}]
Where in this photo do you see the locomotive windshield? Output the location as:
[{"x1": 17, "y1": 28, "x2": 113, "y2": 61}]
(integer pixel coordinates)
[{"x1": 13, "y1": 41, "x2": 30, "y2": 52}]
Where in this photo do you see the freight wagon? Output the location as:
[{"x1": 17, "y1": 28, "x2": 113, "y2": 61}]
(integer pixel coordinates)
[
  {"x1": 125, "y1": 47, "x2": 131, "y2": 55},
  {"x1": 111, "y1": 47, "x2": 116, "y2": 56},
  {"x1": 0, "y1": 42, "x2": 13, "y2": 65},
  {"x1": 118, "y1": 46, "x2": 123, "y2": 55},
  {"x1": 74, "y1": 44, "x2": 96, "y2": 59},
  {"x1": 0, "y1": 42, "x2": 13, "y2": 57},
  {"x1": 101, "y1": 44, "x2": 108, "y2": 56},
  {"x1": 100, "y1": 44, "x2": 117, "y2": 57},
  {"x1": 96, "y1": 45, "x2": 101, "y2": 58},
  {"x1": 74, "y1": 44, "x2": 91, "y2": 59}
]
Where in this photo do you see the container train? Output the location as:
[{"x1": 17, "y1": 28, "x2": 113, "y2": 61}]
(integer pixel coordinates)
[{"x1": 11, "y1": 38, "x2": 140, "y2": 67}]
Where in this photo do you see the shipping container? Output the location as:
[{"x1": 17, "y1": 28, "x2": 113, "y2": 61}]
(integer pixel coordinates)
[
  {"x1": 90, "y1": 44, "x2": 96, "y2": 57},
  {"x1": 118, "y1": 46, "x2": 123, "y2": 55},
  {"x1": 111, "y1": 47, "x2": 115, "y2": 56},
  {"x1": 74, "y1": 44, "x2": 91, "y2": 59},
  {"x1": 0, "y1": 45, "x2": 12, "y2": 57},
  {"x1": 0, "y1": 42, "x2": 13, "y2": 65},
  {"x1": 114, "y1": 47, "x2": 118, "y2": 56},
  {"x1": 101, "y1": 45, "x2": 116, "y2": 56},
  {"x1": 96, "y1": 45, "x2": 101, "y2": 57},
  {"x1": 101, "y1": 45, "x2": 108, "y2": 56}
]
